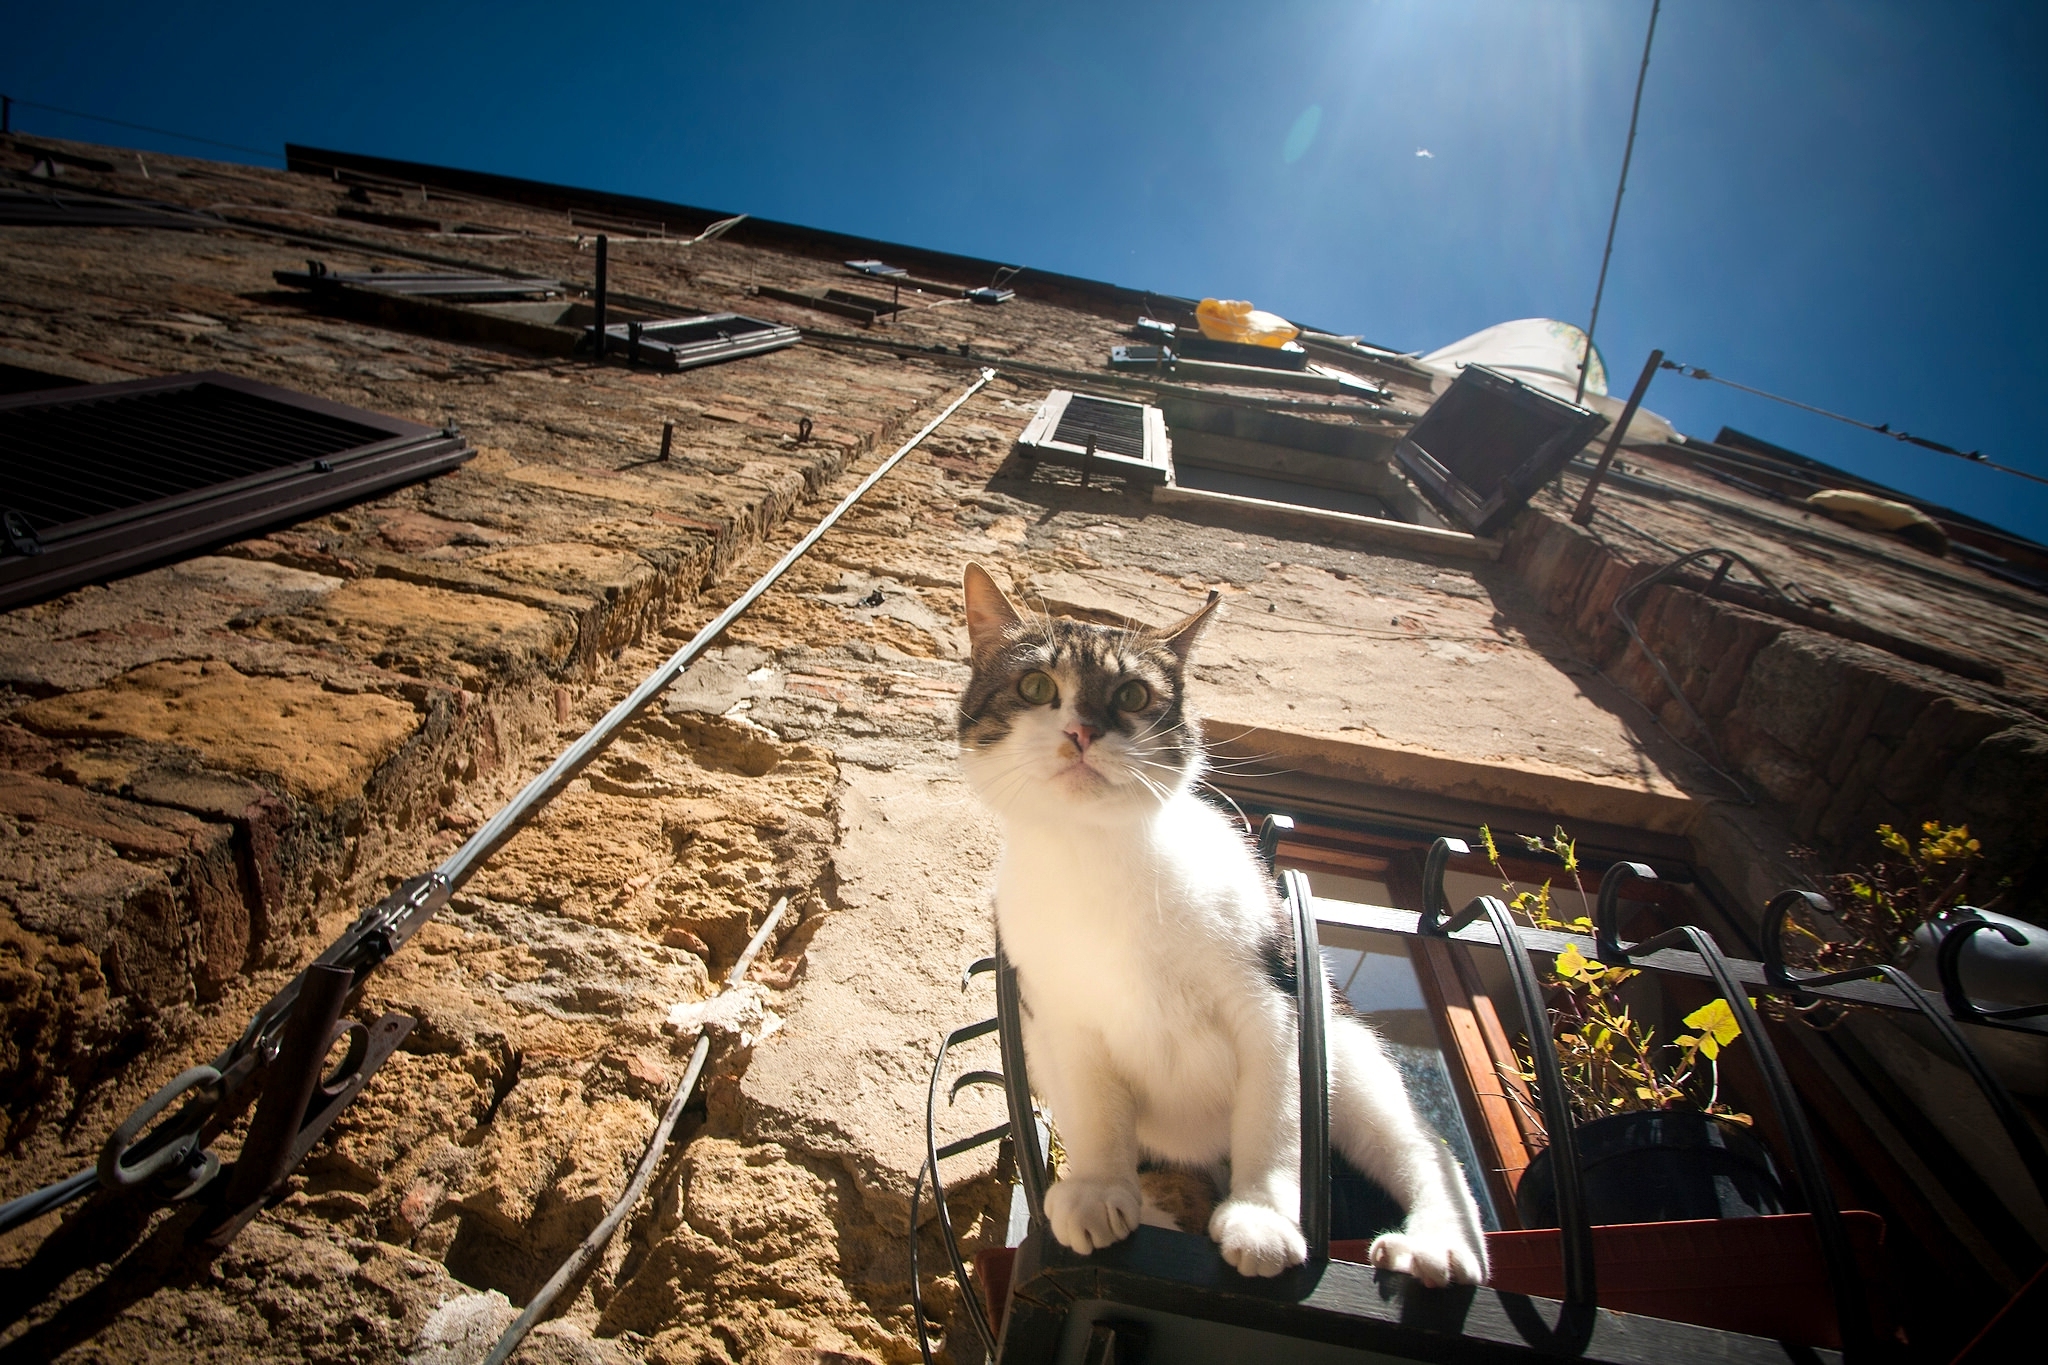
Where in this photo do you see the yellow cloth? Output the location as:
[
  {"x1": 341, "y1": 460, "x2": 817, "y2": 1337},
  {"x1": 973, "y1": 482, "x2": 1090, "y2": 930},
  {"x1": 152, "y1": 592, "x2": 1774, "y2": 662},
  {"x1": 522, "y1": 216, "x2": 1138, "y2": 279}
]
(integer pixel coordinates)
[{"x1": 1195, "y1": 298, "x2": 1300, "y2": 348}]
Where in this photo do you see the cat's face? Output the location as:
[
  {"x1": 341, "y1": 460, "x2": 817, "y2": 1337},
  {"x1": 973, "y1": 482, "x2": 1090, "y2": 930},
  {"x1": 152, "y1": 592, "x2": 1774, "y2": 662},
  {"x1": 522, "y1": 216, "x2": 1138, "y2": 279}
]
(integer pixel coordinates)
[{"x1": 956, "y1": 564, "x2": 1218, "y2": 824}]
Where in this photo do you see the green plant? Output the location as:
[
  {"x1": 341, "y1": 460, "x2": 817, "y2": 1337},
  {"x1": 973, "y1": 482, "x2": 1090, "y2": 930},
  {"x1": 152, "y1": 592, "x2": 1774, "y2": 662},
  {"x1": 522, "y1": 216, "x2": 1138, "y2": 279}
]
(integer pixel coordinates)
[
  {"x1": 1784, "y1": 821, "x2": 2000, "y2": 974},
  {"x1": 1479, "y1": 824, "x2": 1593, "y2": 933},
  {"x1": 1481, "y1": 826, "x2": 1751, "y2": 1133}
]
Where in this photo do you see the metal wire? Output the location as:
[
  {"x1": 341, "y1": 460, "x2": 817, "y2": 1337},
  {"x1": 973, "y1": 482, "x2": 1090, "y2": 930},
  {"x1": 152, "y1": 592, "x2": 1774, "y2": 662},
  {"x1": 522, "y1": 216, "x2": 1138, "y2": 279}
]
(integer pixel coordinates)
[
  {"x1": 1, "y1": 93, "x2": 286, "y2": 161},
  {"x1": 1575, "y1": 0, "x2": 1662, "y2": 404},
  {"x1": 438, "y1": 367, "x2": 994, "y2": 889},
  {"x1": 481, "y1": 899, "x2": 786, "y2": 1365},
  {"x1": 1663, "y1": 359, "x2": 2048, "y2": 490}
]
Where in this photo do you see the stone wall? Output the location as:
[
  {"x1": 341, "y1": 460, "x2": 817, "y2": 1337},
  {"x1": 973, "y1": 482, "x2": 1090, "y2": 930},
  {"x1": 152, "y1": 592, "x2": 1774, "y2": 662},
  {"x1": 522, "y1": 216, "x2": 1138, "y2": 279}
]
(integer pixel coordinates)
[{"x1": 1503, "y1": 506, "x2": 2048, "y2": 912}]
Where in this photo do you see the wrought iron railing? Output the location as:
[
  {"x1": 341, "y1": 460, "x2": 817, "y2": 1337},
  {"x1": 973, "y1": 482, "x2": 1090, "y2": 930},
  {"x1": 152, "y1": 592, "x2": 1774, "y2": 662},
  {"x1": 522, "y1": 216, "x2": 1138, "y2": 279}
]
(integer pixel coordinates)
[{"x1": 916, "y1": 819, "x2": 2048, "y2": 1363}]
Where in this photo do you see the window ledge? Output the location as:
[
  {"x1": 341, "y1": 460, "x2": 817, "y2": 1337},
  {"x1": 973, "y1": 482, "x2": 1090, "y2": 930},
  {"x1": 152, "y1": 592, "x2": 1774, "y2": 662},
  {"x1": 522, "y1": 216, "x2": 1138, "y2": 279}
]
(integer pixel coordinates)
[{"x1": 1151, "y1": 482, "x2": 1502, "y2": 561}]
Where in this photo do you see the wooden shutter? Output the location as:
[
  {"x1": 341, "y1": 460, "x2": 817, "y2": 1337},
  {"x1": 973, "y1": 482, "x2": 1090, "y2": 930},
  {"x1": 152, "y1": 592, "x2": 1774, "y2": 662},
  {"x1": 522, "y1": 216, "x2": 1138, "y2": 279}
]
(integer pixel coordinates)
[
  {"x1": 1014, "y1": 391, "x2": 1171, "y2": 484},
  {"x1": 0, "y1": 371, "x2": 471, "y2": 609},
  {"x1": 1394, "y1": 365, "x2": 1608, "y2": 534}
]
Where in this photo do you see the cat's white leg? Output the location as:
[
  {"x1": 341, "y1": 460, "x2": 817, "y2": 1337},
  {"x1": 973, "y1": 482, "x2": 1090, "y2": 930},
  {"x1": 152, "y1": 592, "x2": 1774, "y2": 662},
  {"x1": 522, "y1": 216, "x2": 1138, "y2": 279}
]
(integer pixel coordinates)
[
  {"x1": 1208, "y1": 1013, "x2": 1309, "y2": 1277},
  {"x1": 1038, "y1": 1034, "x2": 1145, "y2": 1255},
  {"x1": 1326, "y1": 1017, "x2": 1489, "y2": 1287}
]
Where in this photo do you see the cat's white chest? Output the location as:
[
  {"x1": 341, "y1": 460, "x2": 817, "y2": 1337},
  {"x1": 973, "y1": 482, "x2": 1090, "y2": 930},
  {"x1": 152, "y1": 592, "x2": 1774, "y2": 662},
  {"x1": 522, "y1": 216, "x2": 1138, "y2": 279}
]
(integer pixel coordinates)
[{"x1": 994, "y1": 798, "x2": 1264, "y2": 1164}]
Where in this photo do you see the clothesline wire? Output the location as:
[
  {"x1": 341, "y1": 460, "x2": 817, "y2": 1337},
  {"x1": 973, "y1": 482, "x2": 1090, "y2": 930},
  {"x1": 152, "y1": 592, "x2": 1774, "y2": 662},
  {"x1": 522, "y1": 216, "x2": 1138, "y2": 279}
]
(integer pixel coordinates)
[
  {"x1": 2, "y1": 93, "x2": 285, "y2": 162},
  {"x1": 1662, "y1": 359, "x2": 2048, "y2": 490}
]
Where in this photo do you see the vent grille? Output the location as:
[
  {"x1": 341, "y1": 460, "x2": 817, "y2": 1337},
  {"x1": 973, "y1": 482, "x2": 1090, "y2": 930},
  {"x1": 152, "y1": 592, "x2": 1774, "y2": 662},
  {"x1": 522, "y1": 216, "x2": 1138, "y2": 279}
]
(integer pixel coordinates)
[
  {"x1": 1051, "y1": 396, "x2": 1147, "y2": 459},
  {"x1": 3, "y1": 385, "x2": 390, "y2": 531}
]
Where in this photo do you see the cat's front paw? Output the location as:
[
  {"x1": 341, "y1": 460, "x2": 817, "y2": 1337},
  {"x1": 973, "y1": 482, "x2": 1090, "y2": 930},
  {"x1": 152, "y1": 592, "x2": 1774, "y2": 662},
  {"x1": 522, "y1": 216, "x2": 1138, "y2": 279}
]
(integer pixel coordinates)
[
  {"x1": 1368, "y1": 1226, "x2": 1488, "y2": 1288},
  {"x1": 1208, "y1": 1198, "x2": 1306, "y2": 1278},
  {"x1": 1045, "y1": 1176, "x2": 1143, "y2": 1254}
]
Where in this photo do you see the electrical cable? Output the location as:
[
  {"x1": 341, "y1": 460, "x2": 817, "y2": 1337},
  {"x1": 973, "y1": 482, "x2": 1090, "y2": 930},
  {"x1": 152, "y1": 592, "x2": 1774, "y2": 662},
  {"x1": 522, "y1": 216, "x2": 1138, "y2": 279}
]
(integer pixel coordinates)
[
  {"x1": 1575, "y1": 0, "x2": 1662, "y2": 404},
  {"x1": 0, "y1": 371, "x2": 995, "y2": 1241},
  {"x1": 1, "y1": 94, "x2": 284, "y2": 162},
  {"x1": 1662, "y1": 359, "x2": 2048, "y2": 490}
]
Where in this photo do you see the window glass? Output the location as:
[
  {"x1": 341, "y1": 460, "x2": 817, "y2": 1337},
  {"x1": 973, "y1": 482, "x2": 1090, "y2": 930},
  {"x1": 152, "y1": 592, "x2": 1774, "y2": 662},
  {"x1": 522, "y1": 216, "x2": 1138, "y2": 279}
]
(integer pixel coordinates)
[
  {"x1": 1320, "y1": 921, "x2": 1500, "y2": 1231},
  {"x1": 1301, "y1": 869, "x2": 1392, "y2": 908}
]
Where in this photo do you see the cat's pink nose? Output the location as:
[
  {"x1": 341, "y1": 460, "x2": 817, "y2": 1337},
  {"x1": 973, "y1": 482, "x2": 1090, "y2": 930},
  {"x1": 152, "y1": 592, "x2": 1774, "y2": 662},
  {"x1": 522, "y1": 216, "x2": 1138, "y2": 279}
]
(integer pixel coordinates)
[{"x1": 1063, "y1": 722, "x2": 1102, "y2": 754}]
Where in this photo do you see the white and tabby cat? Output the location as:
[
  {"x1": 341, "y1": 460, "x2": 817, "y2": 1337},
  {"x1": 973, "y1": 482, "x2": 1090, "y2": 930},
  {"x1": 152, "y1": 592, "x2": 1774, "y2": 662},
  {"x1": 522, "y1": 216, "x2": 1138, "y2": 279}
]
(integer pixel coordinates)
[{"x1": 956, "y1": 564, "x2": 1487, "y2": 1285}]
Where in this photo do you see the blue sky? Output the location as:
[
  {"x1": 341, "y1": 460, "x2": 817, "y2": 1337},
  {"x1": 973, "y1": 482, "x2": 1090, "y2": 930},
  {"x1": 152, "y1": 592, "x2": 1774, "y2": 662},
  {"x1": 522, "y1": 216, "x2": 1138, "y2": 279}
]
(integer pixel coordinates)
[{"x1": 8, "y1": 1, "x2": 2045, "y2": 538}]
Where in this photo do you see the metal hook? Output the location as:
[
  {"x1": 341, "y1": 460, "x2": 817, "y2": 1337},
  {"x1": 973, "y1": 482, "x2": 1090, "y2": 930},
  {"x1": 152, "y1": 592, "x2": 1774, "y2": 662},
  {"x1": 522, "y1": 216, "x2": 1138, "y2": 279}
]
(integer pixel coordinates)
[
  {"x1": 1760, "y1": 889, "x2": 1835, "y2": 992},
  {"x1": 98, "y1": 1064, "x2": 221, "y2": 1189},
  {"x1": 1594, "y1": 861, "x2": 1657, "y2": 962},
  {"x1": 1420, "y1": 836, "x2": 1470, "y2": 931}
]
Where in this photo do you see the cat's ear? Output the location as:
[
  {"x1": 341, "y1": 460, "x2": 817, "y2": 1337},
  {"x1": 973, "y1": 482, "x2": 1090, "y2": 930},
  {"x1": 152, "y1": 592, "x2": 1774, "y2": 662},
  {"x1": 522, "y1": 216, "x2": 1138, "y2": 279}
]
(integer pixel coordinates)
[
  {"x1": 1156, "y1": 590, "x2": 1221, "y2": 664},
  {"x1": 963, "y1": 562, "x2": 1023, "y2": 659}
]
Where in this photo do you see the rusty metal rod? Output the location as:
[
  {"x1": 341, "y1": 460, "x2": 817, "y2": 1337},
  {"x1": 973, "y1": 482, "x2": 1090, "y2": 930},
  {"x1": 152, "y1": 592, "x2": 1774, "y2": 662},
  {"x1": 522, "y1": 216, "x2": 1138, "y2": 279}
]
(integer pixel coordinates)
[
  {"x1": 1572, "y1": 348, "x2": 1662, "y2": 526},
  {"x1": 592, "y1": 233, "x2": 608, "y2": 360}
]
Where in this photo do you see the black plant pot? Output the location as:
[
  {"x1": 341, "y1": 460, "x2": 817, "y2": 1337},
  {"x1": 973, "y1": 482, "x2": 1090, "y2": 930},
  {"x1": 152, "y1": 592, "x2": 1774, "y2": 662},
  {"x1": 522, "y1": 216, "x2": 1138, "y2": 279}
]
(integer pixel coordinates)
[{"x1": 1517, "y1": 1110, "x2": 1787, "y2": 1228}]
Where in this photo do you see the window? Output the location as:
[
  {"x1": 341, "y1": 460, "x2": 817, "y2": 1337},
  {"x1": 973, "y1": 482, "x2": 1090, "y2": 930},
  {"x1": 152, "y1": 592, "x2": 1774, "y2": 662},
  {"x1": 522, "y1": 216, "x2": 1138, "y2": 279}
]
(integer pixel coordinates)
[
  {"x1": 275, "y1": 264, "x2": 565, "y2": 301},
  {"x1": 0, "y1": 371, "x2": 471, "y2": 609},
  {"x1": 1257, "y1": 805, "x2": 1742, "y2": 1230},
  {"x1": 1113, "y1": 318, "x2": 1390, "y2": 398},
  {"x1": 1157, "y1": 395, "x2": 1447, "y2": 524},
  {"x1": 0, "y1": 363, "x2": 86, "y2": 396},
  {"x1": 0, "y1": 185, "x2": 204, "y2": 230},
  {"x1": 1394, "y1": 364, "x2": 1607, "y2": 534},
  {"x1": 1235, "y1": 782, "x2": 2048, "y2": 1352},
  {"x1": 1014, "y1": 390, "x2": 1171, "y2": 484},
  {"x1": 751, "y1": 284, "x2": 905, "y2": 327},
  {"x1": 1110, "y1": 344, "x2": 1386, "y2": 399},
  {"x1": 277, "y1": 264, "x2": 796, "y2": 369}
]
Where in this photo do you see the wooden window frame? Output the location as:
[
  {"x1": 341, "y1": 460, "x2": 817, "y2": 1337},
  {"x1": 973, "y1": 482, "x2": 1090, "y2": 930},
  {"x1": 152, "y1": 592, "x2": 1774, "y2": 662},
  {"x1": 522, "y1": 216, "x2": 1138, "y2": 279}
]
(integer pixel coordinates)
[{"x1": 1393, "y1": 363, "x2": 1608, "y2": 534}]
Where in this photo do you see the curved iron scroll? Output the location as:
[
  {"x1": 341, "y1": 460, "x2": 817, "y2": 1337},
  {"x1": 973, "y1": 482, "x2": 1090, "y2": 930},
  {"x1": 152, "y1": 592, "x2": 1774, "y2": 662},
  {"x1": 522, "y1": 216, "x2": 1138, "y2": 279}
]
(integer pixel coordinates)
[
  {"x1": 1938, "y1": 914, "x2": 2048, "y2": 1028},
  {"x1": 1419, "y1": 839, "x2": 1597, "y2": 1329},
  {"x1": 1760, "y1": 892, "x2": 2048, "y2": 1218},
  {"x1": 917, "y1": 1019, "x2": 1003, "y2": 1358},
  {"x1": 1283, "y1": 869, "x2": 1331, "y2": 1260},
  {"x1": 1608, "y1": 919, "x2": 1871, "y2": 1360},
  {"x1": 1593, "y1": 860, "x2": 1657, "y2": 963},
  {"x1": 995, "y1": 946, "x2": 1050, "y2": 1230}
]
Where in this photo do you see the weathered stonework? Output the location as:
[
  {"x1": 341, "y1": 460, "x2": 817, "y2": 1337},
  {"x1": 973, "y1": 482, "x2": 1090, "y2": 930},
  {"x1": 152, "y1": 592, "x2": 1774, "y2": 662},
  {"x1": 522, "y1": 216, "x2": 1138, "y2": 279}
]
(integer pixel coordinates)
[
  {"x1": 1502, "y1": 506, "x2": 2048, "y2": 903},
  {"x1": 2, "y1": 132, "x2": 2043, "y2": 1364}
]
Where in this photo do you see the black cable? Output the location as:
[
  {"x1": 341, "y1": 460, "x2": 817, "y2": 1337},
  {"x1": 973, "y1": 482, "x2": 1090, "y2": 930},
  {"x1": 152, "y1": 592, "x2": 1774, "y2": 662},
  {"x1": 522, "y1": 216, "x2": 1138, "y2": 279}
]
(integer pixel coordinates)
[
  {"x1": 1575, "y1": 0, "x2": 1662, "y2": 404},
  {"x1": 0, "y1": 1167, "x2": 97, "y2": 1236},
  {"x1": 1, "y1": 94, "x2": 284, "y2": 161},
  {"x1": 1662, "y1": 359, "x2": 2048, "y2": 489}
]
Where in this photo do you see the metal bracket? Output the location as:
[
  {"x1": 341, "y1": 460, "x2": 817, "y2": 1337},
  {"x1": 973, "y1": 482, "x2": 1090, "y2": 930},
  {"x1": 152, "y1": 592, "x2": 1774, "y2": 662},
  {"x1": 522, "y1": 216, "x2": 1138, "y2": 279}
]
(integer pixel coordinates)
[{"x1": 192, "y1": 964, "x2": 414, "y2": 1248}]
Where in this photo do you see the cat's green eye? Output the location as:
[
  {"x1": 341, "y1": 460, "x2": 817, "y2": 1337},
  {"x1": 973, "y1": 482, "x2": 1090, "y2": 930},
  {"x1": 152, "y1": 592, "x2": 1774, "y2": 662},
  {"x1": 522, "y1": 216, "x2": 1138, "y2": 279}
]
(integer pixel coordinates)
[
  {"x1": 1112, "y1": 680, "x2": 1151, "y2": 712},
  {"x1": 1017, "y1": 671, "x2": 1058, "y2": 705}
]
